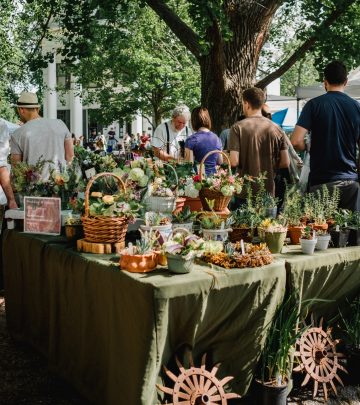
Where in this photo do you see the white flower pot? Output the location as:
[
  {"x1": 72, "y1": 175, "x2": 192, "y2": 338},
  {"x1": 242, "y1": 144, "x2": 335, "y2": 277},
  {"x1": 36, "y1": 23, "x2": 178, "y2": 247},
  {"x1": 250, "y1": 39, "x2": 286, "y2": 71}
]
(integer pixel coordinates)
[
  {"x1": 144, "y1": 196, "x2": 176, "y2": 213},
  {"x1": 172, "y1": 222, "x2": 193, "y2": 232},
  {"x1": 316, "y1": 234, "x2": 331, "y2": 250},
  {"x1": 201, "y1": 228, "x2": 232, "y2": 242},
  {"x1": 300, "y1": 238, "x2": 317, "y2": 255},
  {"x1": 140, "y1": 224, "x2": 172, "y2": 242}
]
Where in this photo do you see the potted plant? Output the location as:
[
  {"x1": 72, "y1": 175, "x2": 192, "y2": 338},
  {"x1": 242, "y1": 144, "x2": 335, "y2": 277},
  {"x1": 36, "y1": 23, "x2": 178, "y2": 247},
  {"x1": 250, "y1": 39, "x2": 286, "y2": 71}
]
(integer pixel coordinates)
[
  {"x1": 140, "y1": 212, "x2": 172, "y2": 242},
  {"x1": 315, "y1": 229, "x2": 331, "y2": 251},
  {"x1": 322, "y1": 184, "x2": 340, "y2": 226},
  {"x1": 119, "y1": 231, "x2": 158, "y2": 273},
  {"x1": 263, "y1": 220, "x2": 287, "y2": 254},
  {"x1": 304, "y1": 191, "x2": 328, "y2": 231},
  {"x1": 199, "y1": 200, "x2": 233, "y2": 242},
  {"x1": 347, "y1": 211, "x2": 360, "y2": 246},
  {"x1": 257, "y1": 294, "x2": 304, "y2": 405},
  {"x1": 229, "y1": 208, "x2": 257, "y2": 243},
  {"x1": 162, "y1": 229, "x2": 205, "y2": 274},
  {"x1": 143, "y1": 162, "x2": 178, "y2": 213},
  {"x1": 64, "y1": 214, "x2": 84, "y2": 243},
  {"x1": 172, "y1": 206, "x2": 197, "y2": 232},
  {"x1": 262, "y1": 193, "x2": 279, "y2": 219},
  {"x1": 338, "y1": 296, "x2": 360, "y2": 385},
  {"x1": 300, "y1": 226, "x2": 317, "y2": 255},
  {"x1": 281, "y1": 187, "x2": 304, "y2": 244},
  {"x1": 330, "y1": 209, "x2": 351, "y2": 248}
]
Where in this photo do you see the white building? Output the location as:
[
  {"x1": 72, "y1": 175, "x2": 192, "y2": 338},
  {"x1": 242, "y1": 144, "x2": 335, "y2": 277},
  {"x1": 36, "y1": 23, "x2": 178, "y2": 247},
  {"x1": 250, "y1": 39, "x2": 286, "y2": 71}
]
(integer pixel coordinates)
[{"x1": 42, "y1": 37, "x2": 151, "y2": 142}]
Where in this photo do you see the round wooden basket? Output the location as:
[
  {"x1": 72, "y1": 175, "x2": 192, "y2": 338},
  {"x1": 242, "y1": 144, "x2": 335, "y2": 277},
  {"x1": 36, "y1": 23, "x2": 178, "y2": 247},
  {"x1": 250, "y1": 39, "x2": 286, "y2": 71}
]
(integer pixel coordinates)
[
  {"x1": 199, "y1": 150, "x2": 232, "y2": 211},
  {"x1": 82, "y1": 172, "x2": 129, "y2": 244}
]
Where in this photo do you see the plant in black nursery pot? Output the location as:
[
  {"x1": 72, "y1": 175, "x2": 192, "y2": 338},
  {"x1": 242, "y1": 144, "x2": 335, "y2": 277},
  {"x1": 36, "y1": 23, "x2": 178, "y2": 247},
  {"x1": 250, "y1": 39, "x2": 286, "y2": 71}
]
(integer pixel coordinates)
[
  {"x1": 330, "y1": 209, "x2": 351, "y2": 248},
  {"x1": 256, "y1": 294, "x2": 304, "y2": 405}
]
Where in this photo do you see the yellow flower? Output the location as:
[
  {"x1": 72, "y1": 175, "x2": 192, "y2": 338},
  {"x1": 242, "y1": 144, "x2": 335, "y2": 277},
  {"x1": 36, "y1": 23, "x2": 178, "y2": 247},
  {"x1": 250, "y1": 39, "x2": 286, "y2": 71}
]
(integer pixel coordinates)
[
  {"x1": 91, "y1": 192, "x2": 103, "y2": 198},
  {"x1": 102, "y1": 195, "x2": 114, "y2": 205}
]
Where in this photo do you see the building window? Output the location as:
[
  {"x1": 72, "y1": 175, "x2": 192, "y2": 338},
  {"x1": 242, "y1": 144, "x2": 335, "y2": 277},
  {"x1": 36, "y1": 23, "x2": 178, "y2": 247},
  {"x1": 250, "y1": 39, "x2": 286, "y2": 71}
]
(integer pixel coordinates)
[{"x1": 57, "y1": 110, "x2": 71, "y2": 130}]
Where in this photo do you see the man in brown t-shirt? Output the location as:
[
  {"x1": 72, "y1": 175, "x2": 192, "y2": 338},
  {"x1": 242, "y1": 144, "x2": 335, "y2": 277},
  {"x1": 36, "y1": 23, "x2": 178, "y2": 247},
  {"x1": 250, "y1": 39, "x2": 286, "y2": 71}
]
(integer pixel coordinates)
[{"x1": 229, "y1": 87, "x2": 290, "y2": 199}]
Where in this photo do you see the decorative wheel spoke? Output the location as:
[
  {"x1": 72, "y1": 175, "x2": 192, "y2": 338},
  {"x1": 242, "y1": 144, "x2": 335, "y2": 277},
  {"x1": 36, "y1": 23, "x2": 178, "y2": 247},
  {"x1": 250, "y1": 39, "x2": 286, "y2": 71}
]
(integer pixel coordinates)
[
  {"x1": 294, "y1": 317, "x2": 347, "y2": 401},
  {"x1": 157, "y1": 353, "x2": 240, "y2": 405}
]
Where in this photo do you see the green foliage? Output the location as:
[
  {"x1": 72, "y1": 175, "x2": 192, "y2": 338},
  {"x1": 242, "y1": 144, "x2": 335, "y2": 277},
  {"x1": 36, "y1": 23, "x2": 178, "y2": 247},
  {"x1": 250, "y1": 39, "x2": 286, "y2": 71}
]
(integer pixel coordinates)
[
  {"x1": 172, "y1": 206, "x2": 197, "y2": 224},
  {"x1": 260, "y1": 294, "x2": 305, "y2": 386},
  {"x1": 231, "y1": 208, "x2": 257, "y2": 228},
  {"x1": 339, "y1": 296, "x2": 360, "y2": 349},
  {"x1": 282, "y1": 185, "x2": 304, "y2": 226},
  {"x1": 334, "y1": 208, "x2": 351, "y2": 228}
]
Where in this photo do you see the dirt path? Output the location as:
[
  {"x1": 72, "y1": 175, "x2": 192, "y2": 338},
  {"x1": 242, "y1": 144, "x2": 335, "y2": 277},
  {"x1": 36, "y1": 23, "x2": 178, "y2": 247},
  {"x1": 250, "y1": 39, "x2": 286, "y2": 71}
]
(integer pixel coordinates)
[{"x1": 0, "y1": 294, "x2": 359, "y2": 405}]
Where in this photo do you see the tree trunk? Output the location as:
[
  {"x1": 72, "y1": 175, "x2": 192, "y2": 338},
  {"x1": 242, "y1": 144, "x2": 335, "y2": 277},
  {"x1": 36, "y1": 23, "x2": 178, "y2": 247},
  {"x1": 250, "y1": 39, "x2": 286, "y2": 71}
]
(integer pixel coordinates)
[{"x1": 200, "y1": 6, "x2": 277, "y2": 134}]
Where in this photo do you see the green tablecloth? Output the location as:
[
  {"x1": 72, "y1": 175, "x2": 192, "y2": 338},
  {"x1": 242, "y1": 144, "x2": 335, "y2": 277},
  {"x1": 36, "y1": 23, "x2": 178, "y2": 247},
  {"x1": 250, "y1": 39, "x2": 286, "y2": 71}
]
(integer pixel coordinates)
[
  {"x1": 3, "y1": 230, "x2": 286, "y2": 405},
  {"x1": 282, "y1": 245, "x2": 360, "y2": 319}
]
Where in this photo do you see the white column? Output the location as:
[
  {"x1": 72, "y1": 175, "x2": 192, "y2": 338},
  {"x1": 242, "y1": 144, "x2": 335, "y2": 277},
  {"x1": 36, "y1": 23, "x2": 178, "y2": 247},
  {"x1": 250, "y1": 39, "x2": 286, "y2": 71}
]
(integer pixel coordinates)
[
  {"x1": 69, "y1": 76, "x2": 83, "y2": 137},
  {"x1": 131, "y1": 113, "x2": 143, "y2": 134},
  {"x1": 46, "y1": 54, "x2": 57, "y2": 119}
]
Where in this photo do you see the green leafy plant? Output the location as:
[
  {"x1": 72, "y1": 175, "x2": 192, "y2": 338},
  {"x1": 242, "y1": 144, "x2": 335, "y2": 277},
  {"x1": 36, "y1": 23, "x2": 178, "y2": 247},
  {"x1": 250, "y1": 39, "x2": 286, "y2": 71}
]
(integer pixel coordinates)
[
  {"x1": 144, "y1": 212, "x2": 171, "y2": 226},
  {"x1": 282, "y1": 185, "x2": 304, "y2": 226},
  {"x1": 334, "y1": 209, "x2": 351, "y2": 228},
  {"x1": 338, "y1": 296, "x2": 360, "y2": 349},
  {"x1": 89, "y1": 192, "x2": 142, "y2": 220},
  {"x1": 301, "y1": 226, "x2": 315, "y2": 240},
  {"x1": 172, "y1": 206, "x2": 197, "y2": 224},
  {"x1": 231, "y1": 208, "x2": 258, "y2": 228},
  {"x1": 260, "y1": 294, "x2": 305, "y2": 386}
]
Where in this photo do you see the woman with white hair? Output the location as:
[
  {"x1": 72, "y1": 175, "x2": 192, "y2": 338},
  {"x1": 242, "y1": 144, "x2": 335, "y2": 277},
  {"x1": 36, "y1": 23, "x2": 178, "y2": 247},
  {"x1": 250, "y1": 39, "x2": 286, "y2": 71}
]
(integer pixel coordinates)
[{"x1": 151, "y1": 105, "x2": 192, "y2": 161}]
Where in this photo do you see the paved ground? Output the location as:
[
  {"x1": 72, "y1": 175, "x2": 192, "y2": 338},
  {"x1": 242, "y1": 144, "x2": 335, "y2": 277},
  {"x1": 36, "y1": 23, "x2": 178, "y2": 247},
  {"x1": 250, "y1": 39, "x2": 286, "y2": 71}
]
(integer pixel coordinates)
[{"x1": 0, "y1": 294, "x2": 359, "y2": 405}]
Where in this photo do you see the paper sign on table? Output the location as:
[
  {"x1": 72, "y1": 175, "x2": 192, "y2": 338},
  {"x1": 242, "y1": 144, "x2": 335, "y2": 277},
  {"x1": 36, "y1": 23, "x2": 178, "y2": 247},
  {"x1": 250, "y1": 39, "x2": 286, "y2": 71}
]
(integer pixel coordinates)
[{"x1": 24, "y1": 197, "x2": 61, "y2": 235}]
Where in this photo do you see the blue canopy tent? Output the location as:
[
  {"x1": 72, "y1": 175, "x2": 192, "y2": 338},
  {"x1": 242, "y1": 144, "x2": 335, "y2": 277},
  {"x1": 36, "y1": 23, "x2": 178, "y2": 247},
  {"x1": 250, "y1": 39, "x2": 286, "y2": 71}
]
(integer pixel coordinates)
[{"x1": 271, "y1": 108, "x2": 288, "y2": 127}]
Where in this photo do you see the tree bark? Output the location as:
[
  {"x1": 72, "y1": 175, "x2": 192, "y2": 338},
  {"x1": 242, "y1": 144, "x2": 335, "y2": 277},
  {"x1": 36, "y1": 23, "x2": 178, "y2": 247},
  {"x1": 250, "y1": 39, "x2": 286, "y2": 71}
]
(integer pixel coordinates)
[{"x1": 199, "y1": 4, "x2": 278, "y2": 133}]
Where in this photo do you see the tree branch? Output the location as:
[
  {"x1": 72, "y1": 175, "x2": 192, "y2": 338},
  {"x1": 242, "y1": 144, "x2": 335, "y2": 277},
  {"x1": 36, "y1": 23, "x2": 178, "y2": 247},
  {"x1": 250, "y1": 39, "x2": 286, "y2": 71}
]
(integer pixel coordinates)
[
  {"x1": 256, "y1": 0, "x2": 357, "y2": 89},
  {"x1": 144, "y1": 0, "x2": 202, "y2": 59}
]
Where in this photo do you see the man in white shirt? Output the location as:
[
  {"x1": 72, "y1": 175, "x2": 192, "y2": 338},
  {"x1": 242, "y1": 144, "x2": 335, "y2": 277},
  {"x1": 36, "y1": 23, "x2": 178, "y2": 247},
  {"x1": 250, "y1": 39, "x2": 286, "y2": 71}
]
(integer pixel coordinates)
[
  {"x1": 151, "y1": 105, "x2": 192, "y2": 161},
  {"x1": 10, "y1": 92, "x2": 74, "y2": 181}
]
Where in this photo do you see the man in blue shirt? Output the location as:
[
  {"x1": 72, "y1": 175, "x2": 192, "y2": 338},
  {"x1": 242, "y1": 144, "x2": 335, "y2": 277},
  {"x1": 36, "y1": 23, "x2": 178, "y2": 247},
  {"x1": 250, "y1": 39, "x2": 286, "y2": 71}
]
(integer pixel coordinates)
[{"x1": 292, "y1": 61, "x2": 360, "y2": 211}]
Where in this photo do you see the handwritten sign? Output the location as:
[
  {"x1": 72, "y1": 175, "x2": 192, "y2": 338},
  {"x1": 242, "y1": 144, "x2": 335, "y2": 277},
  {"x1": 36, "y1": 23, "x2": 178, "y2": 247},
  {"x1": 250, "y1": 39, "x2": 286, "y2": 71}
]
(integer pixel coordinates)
[{"x1": 24, "y1": 197, "x2": 61, "y2": 235}]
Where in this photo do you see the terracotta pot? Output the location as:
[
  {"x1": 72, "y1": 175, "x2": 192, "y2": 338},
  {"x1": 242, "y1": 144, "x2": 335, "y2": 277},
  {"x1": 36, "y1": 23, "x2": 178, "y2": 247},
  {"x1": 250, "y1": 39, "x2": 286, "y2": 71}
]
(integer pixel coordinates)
[
  {"x1": 119, "y1": 252, "x2": 157, "y2": 273},
  {"x1": 288, "y1": 225, "x2": 304, "y2": 245},
  {"x1": 310, "y1": 223, "x2": 328, "y2": 231},
  {"x1": 183, "y1": 197, "x2": 202, "y2": 212},
  {"x1": 172, "y1": 197, "x2": 186, "y2": 214}
]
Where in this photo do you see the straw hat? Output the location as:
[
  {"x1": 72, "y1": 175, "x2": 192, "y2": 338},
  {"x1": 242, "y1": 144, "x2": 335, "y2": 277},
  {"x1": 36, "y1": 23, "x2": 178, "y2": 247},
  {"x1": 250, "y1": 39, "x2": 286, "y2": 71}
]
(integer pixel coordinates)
[{"x1": 16, "y1": 92, "x2": 40, "y2": 108}]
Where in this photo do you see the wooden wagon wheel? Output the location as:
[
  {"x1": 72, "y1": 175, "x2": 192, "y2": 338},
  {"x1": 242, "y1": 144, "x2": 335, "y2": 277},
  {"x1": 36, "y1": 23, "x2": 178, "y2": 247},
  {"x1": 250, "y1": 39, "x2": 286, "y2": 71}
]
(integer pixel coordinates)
[
  {"x1": 156, "y1": 352, "x2": 240, "y2": 405},
  {"x1": 293, "y1": 317, "x2": 347, "y2": 401}
]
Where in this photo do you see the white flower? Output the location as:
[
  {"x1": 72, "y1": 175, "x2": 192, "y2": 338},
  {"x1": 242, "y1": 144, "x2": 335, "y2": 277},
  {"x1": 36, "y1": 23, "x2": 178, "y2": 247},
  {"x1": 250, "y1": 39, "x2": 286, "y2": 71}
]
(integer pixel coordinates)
[
  {"x1": 165, "y1": 188, "x2": 173, "y2": 197},
  {"x1": 184, "y1": 184, "x2": 199, "y2": 198},
  {"x1": 154, "y1": 177, "x2": 163, "y2": 185},
  {"x1": 178, "y1": 189, "x2": 185, "y2": 196}
]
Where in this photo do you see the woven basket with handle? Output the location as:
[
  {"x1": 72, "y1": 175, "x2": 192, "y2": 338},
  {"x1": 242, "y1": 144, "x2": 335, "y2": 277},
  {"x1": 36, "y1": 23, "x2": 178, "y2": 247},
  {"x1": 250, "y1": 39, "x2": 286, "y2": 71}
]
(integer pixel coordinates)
[
  {"x1": 199, "y1": 150, "x2": 232, "y2": 211},
  {"x1": 82, "y1": 172, "x2": 129, "y2": 244}
]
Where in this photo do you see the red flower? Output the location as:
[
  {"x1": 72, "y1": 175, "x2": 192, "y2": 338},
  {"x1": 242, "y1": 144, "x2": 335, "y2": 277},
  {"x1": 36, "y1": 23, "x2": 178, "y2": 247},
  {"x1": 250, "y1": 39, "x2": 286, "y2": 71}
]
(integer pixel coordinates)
[{"x1": 193, "y1": 175, "x2": 201, "y2": 182}]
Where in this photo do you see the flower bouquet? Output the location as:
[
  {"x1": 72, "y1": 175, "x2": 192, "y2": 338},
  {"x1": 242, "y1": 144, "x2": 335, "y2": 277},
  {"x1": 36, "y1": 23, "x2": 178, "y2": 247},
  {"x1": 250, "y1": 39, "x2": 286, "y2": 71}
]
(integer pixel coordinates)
[
  {"x1": 11, "y1": 157, "x2": 54, "y2": 206},
  {"x1": 198, "y1": 151, "x2": 243, "y2": 211}
]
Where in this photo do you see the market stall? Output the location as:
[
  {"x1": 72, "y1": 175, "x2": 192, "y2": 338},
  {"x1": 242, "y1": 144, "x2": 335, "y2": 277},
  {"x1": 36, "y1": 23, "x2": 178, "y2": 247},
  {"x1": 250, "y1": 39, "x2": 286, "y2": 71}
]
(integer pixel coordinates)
[{"x1": 3, "y1": 230, "x2": 286, "y2": 404}]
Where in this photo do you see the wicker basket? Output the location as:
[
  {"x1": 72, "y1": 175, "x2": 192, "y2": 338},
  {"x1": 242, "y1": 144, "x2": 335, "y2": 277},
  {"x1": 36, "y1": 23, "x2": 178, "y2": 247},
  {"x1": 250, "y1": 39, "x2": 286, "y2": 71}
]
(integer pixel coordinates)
[
  {"x1": 81, "y1": 172, "x2": 129, "y2": 244},
  {"x1": 199, "y1": 150, "x2": 232, "y2": 211}
]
